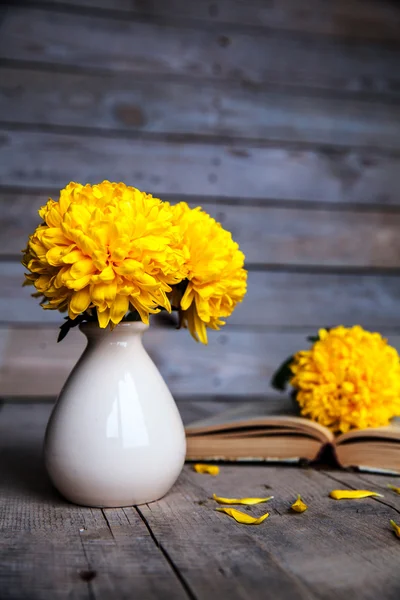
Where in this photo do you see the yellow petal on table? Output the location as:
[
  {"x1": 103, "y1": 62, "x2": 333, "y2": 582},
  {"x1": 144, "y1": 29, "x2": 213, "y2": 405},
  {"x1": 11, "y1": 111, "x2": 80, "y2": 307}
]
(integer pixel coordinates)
[
  {"x1": 291, "y1": 494, "x2": 308, "y2": 513},
  {"x1": 193, "y1": 464, "x2": 219, "y2": 476},
  {"x1": 390, "y1": 520, "x2": 400, "y2": 538},
  {"x1": 212, "y1": 493, "x2": 273, "y2": 505},
  {"x1": 388, "y1": 484, "x2": 400, "y2": 495},
  {"x1": 329, "y1": 489, "x2": 383, "y2": 500},
  {"x1": 216, "y1": 507, "x2": 269, "y2": 525}
]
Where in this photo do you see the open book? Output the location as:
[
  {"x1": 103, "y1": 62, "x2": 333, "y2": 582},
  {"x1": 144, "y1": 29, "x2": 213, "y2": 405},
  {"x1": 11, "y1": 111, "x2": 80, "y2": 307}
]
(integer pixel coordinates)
[{"x1": 185, "y1": 402, "x2": 400, "y2": 474}]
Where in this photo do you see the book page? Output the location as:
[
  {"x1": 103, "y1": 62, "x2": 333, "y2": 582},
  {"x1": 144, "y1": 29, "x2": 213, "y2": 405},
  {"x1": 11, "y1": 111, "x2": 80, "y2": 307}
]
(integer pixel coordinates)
[
  {"x1": 336, "y1": 420, "x2": 400, "y2": 445},
  {"x1": 185, "y1": 401, "x2": 333, "y2": 444},
  {"x1": 336, "y1": 441, "x2": 400, "y2": 474},
  {"x1": 186, "y1": 434, "x2": 322, "y2": 463}
]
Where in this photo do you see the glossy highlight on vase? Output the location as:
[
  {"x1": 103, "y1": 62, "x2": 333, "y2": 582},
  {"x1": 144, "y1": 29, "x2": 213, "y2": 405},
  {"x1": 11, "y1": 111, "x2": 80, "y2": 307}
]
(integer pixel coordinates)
[{"x1": 44, "y1": 322, "x2": 186, "y2": 507}]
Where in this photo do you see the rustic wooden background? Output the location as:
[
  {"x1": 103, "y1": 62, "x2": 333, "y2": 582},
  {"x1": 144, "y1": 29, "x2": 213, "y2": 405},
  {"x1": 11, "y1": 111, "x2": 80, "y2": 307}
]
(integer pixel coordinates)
[{"x1": 1, "y1": 0, "x2": 400, "y2": 400}]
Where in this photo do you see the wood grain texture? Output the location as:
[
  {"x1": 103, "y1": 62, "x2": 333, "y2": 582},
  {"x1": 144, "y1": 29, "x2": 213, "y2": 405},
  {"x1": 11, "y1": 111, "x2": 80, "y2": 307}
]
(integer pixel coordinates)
[
  {"x1": 7, "y1": 261, "x2": 400, "y2": 327},
  {"x1": 2, "y1": 68, "x2": 400, "y2": 150},
  {"x1": 2, "y1": 0, "x2": 400, "y2": 412},
  {"x1": 0, "y1": 326, "x2": 307, "y2": 398},
  {"x1": 342, "y1": 471, "x2": 400, "y2": 514},
  {"x1": 5, "y1": 190, "x2": 400, "y2": 266},
  {"x1": 0, "y1": 402, "x2": 190, "y2": 600},
  {"x1": 3, "y1": 401, "x2": 400, "y2": 600},
  {"x1": 2, "y1": 326, "x2": 400, "y2": 398},
  {"x1": 1, "y1": 8, "x2": 400, "y2": 96},
  {"x1": 320, "y1": 470, "x2": 400, "y2": 515},
  {"x1": 4, "y1": 189, "x2": 400, "y2": 266},
  {"x1": 1, "y1": 130, "x2": 399, "y2": 205},
  {"x1": 174, "y1": 465, "x2": 400, "y2": 600},
  {"x1": 137, "y1": 470, "x2": 314, "y2": 600},
  {"x1": 23, "y1": 0, "x2": 400, "y2": 43}
]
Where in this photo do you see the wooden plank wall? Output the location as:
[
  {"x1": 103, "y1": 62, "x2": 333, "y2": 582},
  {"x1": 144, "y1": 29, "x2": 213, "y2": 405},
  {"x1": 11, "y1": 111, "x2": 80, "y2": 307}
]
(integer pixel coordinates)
[{"x1": 1, "y1": 0, "x2": 400, "y2": 399}]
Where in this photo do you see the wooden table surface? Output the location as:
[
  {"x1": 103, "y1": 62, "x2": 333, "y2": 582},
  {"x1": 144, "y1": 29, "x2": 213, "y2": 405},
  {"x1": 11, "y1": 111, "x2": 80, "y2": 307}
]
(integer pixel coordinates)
[{"x1": 1, "y1": 401, "x2": 400, "y2": 600}]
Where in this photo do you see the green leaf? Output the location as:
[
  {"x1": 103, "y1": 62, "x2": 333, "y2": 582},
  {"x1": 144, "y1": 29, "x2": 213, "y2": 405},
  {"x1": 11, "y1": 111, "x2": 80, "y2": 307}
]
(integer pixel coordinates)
[
  {"x1": 124, "y1": 310, "x2": 141, "y2": 322},
  {"x1": 307, "y1": 327, "x2": 331, "y2": 344},
  {"x1": 57, "y1": 314, "x2": 86, "y2": 343},
  {"x1": 271, "y1": 329, "x2": 331, "y2": 392},
  {"x1": 57, "y1": 311, "x2": 96, "y2": 342},
  {"x1": 270, "y1": 355, "x2": 295, "y2": 392}
]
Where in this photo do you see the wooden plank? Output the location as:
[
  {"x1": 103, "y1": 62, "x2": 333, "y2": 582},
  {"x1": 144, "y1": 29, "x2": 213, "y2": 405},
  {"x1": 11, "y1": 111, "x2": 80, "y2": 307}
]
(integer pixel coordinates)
[
  {"x1": 7, "y1": 261, "x2": 400, "y2": 328},
  {"x1": 2, "y1": 401, "x2": 400, "y2": 599},
  {"x1": 0, "y1": 402, "x2": 190, "y2": 600},
  {"x1": 340, "y1": 472, "x2": 400, "y2": 513},
  {"x1": 1, "y1": 130, "x2": 399, "y2": 205},
  {"x1": 234, "y1": 271, "x2": 400, "y2": 329},
  {"x1": 0, "y1": 405, "x2": 312, "y2": 600},
  {"x1": 0, "y1": 539, "x2": 92, "y2": 599},
  {"x1": 140, "y1": 465, "x2": 400, "y2": 600},
  {"x1": 77, "y1": 508, "x2": 189, "y2": 600},
  {"x1": 1, "y1": 9, "x2": 400, "y2": 97},
  {"x1": 0, "y1": 413, "x2": 92, "y2": 600},
  {"x1": 4, "y1": 190, "x2": 400, "y2": 267},
  {"x1": 2, "y1": 68, "x2": 400, "y2": 150},
  {"x1": 219, "y1": 205, "x2": 400, "y2": 268},
  {"x1": 32, "y1": 0, "x2": 400, "y2": 43},
  {"x1": 319, "y1": 470, "x2": 400, "y2": 513},
  {"x1": 2, "y1": 325, "x2": 400, "y2": 398},
  {"x1": 0, "y1": 326, "x2": 312, "y2": 398},
  {"x1": 136, "y1": 470, "x2": 315, "y2": 600}
]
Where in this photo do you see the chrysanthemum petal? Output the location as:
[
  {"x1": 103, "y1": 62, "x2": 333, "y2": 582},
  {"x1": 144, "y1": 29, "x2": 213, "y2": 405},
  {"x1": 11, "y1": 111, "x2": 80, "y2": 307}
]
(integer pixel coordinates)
[
  {"x1": 171, "y1": 202, "x2": 247, "y2": 345},
  {"x1": 329, "y1": 489, "x2": 383, "y2": 500},
  {"x1": 193, "y1": 464, "x2": 219, "y2": 476},
  {"x1": 390, "y1": 519, "x2": 400, "y2": 538},
  {"x1": 181, "y1": 285, "x2": 195, "y2": 311},
  {"x1": 291, "y1": 494, "x2": 308, "y2": 513},
  {"x1": 70, "y1": 275, "x2": 93, "y2": 291},
  {"x1": 114, "y1": 259, "x2": 143, "y2": 276},
  {"x1": 22, "y1": 181, "x2": 245, "y2": 338},
  {"x1": 97, "y1": 265, "x2": 115, "y2": 283},
  {"x1": 212, "y1": 493, "x2": 273, "y2": 505},
  {"x1": 195, "y1": 309, "x2": 208, "y2": 344},
  {"x1": 290, "y1": 326, "x2": 400, "y2": 432},
  {"x1": 110, "y1": 295, "x2": 129, "y2": 324},
  {"x1": 61, "y1": 249, "x2": 84, "y2": 264},
  {"x1": 69, "y1": 287, "x2": 91, "y2": 318},
  {"x1": 70, "y1": 258, "x2": 95, "y2": 279},
  {"x1": 41, "y1": 227, "x2": 70, "y2": 248},
  {"x1": 97, "y1": 307, "x2": 111, "y2": 328},
  {"x1": 91, "y1": 282, "x2": 117, "y2": 306},
  {"x1": 46, "y1": 246, "x2": 71, "y2": 267},
  {"x1": 216, "y1": 507, "x2": 269, "y2": 525}
]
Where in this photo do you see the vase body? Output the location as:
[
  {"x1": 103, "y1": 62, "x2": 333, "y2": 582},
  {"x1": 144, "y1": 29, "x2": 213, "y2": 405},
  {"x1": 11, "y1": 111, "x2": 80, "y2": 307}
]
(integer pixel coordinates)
[{"x1": 44, "y1": 322, "x2": 186, "y2": 507}]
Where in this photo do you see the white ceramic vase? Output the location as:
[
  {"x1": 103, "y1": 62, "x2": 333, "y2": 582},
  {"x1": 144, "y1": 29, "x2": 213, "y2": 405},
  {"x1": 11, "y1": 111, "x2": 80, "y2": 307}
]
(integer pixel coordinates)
[{"x1": 44, "y1": 321, "x2": 186, "y2": 507}]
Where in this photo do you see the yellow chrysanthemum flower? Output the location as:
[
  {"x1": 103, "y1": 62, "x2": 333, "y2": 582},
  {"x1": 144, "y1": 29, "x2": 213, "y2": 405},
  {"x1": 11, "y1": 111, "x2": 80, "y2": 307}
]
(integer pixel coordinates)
[
  {"x1": 171, "y1": 202, "x2": 247, "y2": 344},
  {"x1": 22, "y1": 181, "x2": 187, "y2": 328},
  {"x1": 290, "y1": 325, "x2": 400, "y2": 433}
]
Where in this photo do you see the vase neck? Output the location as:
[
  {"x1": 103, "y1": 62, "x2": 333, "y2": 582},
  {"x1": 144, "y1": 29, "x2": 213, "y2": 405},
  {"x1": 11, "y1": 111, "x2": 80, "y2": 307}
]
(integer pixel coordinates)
[{"x1": 80, "y1": 321, "x2": 148, "y2": 345}]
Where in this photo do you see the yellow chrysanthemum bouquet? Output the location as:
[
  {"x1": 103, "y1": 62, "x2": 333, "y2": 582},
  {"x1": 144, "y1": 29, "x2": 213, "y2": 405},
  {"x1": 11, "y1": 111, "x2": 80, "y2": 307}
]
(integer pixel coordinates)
[
  {"x1": 22, "y1": 181, "x2": 247, "y2": 343},
  {"x1": 272, "y1": 325, "x2": 400, "y2": 433}
]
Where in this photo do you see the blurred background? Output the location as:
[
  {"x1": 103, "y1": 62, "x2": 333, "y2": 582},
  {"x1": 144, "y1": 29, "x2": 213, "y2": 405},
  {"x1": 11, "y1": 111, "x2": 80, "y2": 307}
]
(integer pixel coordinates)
[{"x1": 0, "y1": 0, "x2": 400, "y2": 402}]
